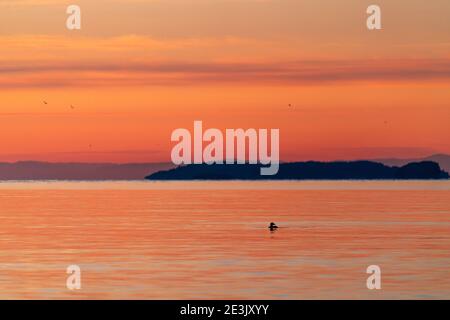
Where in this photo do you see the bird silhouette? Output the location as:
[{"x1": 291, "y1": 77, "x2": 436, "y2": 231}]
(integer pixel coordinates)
[{"x1": 268, "y1": 222, "x2": 279, "y2": 231}]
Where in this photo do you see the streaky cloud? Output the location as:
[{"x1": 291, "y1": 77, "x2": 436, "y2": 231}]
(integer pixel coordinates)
[{"x1": 1, "y1": 58, "x2": 450, "y2": 89}]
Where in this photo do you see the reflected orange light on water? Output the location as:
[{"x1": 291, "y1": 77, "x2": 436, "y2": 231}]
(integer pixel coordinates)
[{"x1": 0, "y1": 181, "x2": 449, "y2": 299}]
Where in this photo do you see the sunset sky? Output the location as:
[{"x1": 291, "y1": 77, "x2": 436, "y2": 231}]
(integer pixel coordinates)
[{"x1": 0, "y1": 0, "x2": 449, "y2": 163}]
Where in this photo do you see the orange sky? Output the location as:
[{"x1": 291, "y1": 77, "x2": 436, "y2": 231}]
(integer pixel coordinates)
[{"x1": 1, "y1": 0, "x2": 449, "y2": 162}]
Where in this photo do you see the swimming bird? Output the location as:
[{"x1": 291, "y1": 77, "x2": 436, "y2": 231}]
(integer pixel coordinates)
[{"x1": 268, "y1": 222, "x2": 279, "y2": 231}]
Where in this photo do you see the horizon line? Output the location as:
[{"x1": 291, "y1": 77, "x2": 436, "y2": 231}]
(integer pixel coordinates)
[{"x1": 0, "y1": 153, "x2": 448, "y2": 165}]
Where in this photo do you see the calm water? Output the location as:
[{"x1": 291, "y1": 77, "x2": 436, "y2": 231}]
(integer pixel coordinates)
[{"x1": 0, "y1": 180, "x2": 449, "y2": 299}]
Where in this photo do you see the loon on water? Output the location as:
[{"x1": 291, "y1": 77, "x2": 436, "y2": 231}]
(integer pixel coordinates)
[{"x1": 268, "y1": 222, "x2": 279, "y2": 231}]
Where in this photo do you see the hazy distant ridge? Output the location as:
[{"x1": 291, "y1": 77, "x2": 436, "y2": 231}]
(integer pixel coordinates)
[
  {"x1": 376, "y1": 154, "x2": 450, "y2": 174},
  {"x1": 0, "y1": 162, "x2": 174, "y2": 180}
]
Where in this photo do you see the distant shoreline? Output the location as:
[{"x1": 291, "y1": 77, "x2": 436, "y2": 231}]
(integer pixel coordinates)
[
  {"x1": 1, "y1": 154, "x2": 449, "y2": 181},
  {"x1": 0, "y1": 178, "x2": 449, "y2": 182},
  {"x1": 147, "y1": 161, "x2": 449, "y2": 181}
]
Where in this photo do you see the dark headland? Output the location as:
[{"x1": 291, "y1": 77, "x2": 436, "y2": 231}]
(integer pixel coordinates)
[{"x1": 146, "y1": 161, "x2": 449, "y2": 180}]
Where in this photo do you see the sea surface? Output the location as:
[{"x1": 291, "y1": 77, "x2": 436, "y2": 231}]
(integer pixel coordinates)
[{"x1": 0, "y1": 180, "x2": 449, "y2": 299}]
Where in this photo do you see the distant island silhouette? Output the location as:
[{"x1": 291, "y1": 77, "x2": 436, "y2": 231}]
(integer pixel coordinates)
[
  {"x1": 376, "y1": 154, "x2": 450, "y2": 174},
  {"x1": 0, "y1": 155, "x2": 449, "y2": 180},
  {"x1": 146, "y1": 161, "x2": 449, "y2": 180}
]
